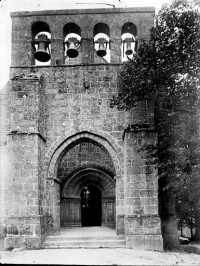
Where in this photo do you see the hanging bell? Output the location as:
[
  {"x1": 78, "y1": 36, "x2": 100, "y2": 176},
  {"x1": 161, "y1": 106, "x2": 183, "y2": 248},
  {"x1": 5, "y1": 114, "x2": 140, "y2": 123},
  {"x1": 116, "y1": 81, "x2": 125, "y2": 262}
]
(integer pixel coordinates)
[
  {"x1": 34, "y1": 34, "x2": 51, "y2": 62},
  {"x1": 96, "y1": 38, "x2": 107, "y2": 57},
  {"x1": 124, "y1": 37, "x2": 135, "y2": 56},
  {"x1": 66, "y1": 37, "x2": 80, "y2": 58},
  {"x1": 125, "y1": 42, "x2": 133, "y2": 55}
]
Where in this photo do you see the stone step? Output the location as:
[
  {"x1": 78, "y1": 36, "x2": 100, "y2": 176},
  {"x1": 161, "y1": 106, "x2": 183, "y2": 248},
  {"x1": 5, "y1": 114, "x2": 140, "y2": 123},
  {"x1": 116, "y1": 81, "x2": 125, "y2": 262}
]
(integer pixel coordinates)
[
  {"x1": 43, "y1": 236, "x2": 126, "y2": 249},
  {"x1": 45, "y1": 235, "x2": 125, "y2": 241},
  {"x1": 43, "y1": 245, "x2": 125, "y2": 249}
]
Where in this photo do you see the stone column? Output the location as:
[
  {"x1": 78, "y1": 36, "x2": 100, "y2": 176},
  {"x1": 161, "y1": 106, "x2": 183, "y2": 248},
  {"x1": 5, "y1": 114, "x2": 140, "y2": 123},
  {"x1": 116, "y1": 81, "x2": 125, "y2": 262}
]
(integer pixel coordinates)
[
  {"x1": 81, "y1": 38, "x2": 94, "y2": 65},
  {"x1": 44, "y1": 179, "x2": 60, "y2": 236},
  {"x1": 1, "y1": 73, "x2": 46, "y2": 249},
  {"x1": 51, "y1": 39, "x2": 64, "y2": 65},
  {"x1": 123, "y1": 125, "x2": 163, "y2": 251},
  {"x1": 116, "y1": 174, "x2": 125, "y2": 235},
  {"x1": 51, "y1": 25, "x2": 64, "y2": 65},
  {"x1": 110, "y1": 25, "x2": 121, "y2": 64}
]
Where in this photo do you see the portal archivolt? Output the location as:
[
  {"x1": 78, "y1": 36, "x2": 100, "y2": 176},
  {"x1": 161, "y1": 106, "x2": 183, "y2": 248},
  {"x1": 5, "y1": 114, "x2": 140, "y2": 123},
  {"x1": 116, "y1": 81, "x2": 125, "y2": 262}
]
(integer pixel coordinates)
[{"x1": 57, "y1": 137, "x2": 116, "y2": 228}]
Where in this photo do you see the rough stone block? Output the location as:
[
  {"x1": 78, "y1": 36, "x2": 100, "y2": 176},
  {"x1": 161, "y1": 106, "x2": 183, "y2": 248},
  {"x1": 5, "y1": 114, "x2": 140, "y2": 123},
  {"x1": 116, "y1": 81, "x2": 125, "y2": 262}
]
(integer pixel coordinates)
[
  {"x1": 126, "y1": 235, "x2": 163, "y2": 251},
  {"x1": 7, "y1": 225, "x2": 19, "y2": 235},
  {"x1": 116, "y1": 215, "x2": 125, "y2": 235},
  {"x1": 19, "y1": 225, "x2": 33, "y2": 235},
  {"x1": 0, "y1": 225, "x2": 7, "y2": 240},
  {"x1": 144, "y1": 205, "x2": 158, "y2": 214},
  {"x1": 4, "y1": 236, "x2": 25, "y2": 250}
]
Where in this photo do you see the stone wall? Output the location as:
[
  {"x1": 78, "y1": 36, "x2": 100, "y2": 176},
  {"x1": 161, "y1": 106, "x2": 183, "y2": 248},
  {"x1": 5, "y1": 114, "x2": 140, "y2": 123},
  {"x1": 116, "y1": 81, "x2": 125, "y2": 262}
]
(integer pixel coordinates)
[
  {"x1": 0, "y1": 7, "x2": 164, "y2": 251},
  {"x1": 0, "y1": 74, "x2": 47, "y2": 249},
  {"x1": 123, "y1": 127, "x2": 163, "y2": 251},
  {"x1": 2, "y1": 133, "x2": 43, "y2": 249}
]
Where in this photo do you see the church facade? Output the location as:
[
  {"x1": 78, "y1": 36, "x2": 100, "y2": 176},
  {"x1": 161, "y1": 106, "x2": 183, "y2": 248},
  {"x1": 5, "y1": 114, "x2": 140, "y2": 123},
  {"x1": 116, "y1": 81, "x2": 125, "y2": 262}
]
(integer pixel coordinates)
[{"x1": 0, "y1": 7, "x2": 163, "y2": 250}]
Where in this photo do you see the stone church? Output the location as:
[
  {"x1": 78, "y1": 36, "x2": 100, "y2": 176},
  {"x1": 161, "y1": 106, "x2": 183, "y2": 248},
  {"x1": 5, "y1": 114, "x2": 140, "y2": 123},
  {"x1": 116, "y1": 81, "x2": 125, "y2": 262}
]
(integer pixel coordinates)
[{"x1": 0, "y1": 6, "x2": 164, "y2": 250}]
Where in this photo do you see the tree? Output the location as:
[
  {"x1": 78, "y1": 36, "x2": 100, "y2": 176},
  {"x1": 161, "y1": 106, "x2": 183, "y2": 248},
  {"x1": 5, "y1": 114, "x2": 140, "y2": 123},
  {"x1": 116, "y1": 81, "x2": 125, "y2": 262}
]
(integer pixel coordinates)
[
  {"x1": 111, "y1": 0, "x2": 200, "y2": 247},
  {"x1": 176, "y1": 199, "x2": 195, "y2": 238}
]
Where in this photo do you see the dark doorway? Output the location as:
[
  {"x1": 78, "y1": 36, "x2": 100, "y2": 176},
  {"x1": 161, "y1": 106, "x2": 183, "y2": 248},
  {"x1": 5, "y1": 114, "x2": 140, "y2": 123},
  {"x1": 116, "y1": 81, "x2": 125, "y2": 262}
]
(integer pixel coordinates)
[{"x1": 81, "y1": 185, "x2": 102, "y2": 226}]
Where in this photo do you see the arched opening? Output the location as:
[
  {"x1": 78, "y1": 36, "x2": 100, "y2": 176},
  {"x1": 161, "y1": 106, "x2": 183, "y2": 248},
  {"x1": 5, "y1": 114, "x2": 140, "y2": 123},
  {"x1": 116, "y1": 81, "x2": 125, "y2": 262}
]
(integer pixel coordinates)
[
  {"x1": 63, "y1": 23, "x2": 81, "y2": 64},
  {"x1": 46, "y1": 132, "x2": 123, "y2": 235},
  {"x1": 81, "y1": 185, "x2": 102, "y2": 226},
  {"x1": 93, "y1": 23, "x2": 110, "y2": 63},
  {"x1": 31, "y1": 21, "x2": 51, "y2": 65},
  {"x1": 121, "y1": 22, "x2": 137, "y2": 62},
  {"x1": 58, "y1": 138, "x2": 116, "y2": 228}
]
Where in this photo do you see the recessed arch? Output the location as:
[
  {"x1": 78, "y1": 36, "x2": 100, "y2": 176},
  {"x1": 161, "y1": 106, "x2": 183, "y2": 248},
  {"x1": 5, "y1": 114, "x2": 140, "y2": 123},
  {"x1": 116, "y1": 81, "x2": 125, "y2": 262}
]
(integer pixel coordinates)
[
  {"x1": 47, "y1": 131, "x2": 122, "y2": 181},
  {"x1": 121, "y1": 22, "x2": 137, "y2": 62},
  {"x1": 63, "y1": 164, "x2": 115, "y2": 183},
  {"x1": 94, "y1": 22, "x2": 110, "y2": 37},
  {"x1": 121, "y1": 22, "x2": 137, "y2": 36},
  {"x1": 62, "y1": 166, "x2": 115, "y2": 197},
  {"x1": 63, "y1": 23, "x2": 81, "y2": 60},
  {"x1": 93, "y1": 22, "x2": 110, "y2": 61},
  {"x1": 48, "y1": 131, "x2": 122, "y2": 229},
  {"x1": 32, "y1": 21, "x2": 51, "y2": 39},
  {"x1": 60, "y1": 165, "x2": 115, "y2": 227},
  {"x1": 56, "y1": 137, "x2": 115, "y2": 183},
  {"x1": 63, "y1": 22, "x2": 81, "y2": 38},
  {"x1": 31, "y1": 21, "x2": 51, "y2": 65}
]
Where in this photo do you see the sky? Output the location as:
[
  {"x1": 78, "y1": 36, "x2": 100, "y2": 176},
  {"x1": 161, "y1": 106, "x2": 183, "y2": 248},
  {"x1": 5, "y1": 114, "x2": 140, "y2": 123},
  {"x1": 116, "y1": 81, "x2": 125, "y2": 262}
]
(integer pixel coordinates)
[{"x1": 0, "y1": 0, "x2": 172, "y2": 89}]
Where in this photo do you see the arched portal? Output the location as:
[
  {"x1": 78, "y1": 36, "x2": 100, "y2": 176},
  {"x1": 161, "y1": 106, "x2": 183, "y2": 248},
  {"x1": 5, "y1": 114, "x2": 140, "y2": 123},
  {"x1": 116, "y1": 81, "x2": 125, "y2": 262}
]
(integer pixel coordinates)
[{"x1": 58, "y1": 138, "x2": 116, "y2": 228}]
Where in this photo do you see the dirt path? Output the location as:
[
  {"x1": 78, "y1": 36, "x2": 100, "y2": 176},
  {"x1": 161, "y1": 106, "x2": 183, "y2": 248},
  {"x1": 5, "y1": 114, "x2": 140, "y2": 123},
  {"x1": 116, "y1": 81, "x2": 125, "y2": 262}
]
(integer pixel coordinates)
[{"x1": 1, "y1": 248, "x2": 200, "y2": 265}]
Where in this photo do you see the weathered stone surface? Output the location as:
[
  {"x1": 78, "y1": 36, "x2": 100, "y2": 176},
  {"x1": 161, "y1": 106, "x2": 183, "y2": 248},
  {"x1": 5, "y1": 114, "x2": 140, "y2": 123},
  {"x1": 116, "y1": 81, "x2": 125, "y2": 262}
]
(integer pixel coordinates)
[
  {"x1": 126, "y1": 235, "x2": 163, "y2": 251},
  {"x1": 0, "y1": 7, "x2": 163, "y2": 251}
]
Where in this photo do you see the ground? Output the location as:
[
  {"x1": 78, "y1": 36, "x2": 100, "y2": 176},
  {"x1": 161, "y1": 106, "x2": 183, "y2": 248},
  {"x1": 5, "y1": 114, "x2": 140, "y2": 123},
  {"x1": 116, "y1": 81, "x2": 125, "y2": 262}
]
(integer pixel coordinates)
[{"x1": 1, "y1": 248, "x2": 200, "y2": 265}]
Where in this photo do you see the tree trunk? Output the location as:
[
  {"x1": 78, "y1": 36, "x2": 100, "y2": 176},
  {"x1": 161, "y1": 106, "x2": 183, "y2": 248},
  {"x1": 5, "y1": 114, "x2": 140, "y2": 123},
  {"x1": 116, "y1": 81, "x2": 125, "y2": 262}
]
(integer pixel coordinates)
[
  {"x1": 155, "y1": 97, "x2": 180, "y2": 250},
  {"x1": 190, "y1": 205, "x2": 193, "y2": 239},
  {"x1": 181, "y1": 222, "x2": 183, "y2": 236},
  {"x1": 193, "y1": 206, "x2": 200, "y2": 240},
  {"x1": 159, "y1": 177, "x2": 180, "y2": 250},
  {"x1": 160, "y1": 214, "x2": 180, "y2": 250},
  {"x1": 190, "y1": 217, "x2": 193, "y2": 239}
]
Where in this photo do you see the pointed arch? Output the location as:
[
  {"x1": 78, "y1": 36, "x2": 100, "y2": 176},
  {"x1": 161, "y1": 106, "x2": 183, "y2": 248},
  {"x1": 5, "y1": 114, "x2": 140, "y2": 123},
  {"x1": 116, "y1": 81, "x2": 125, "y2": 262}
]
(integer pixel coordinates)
[{"x1": 47, "y1": 131, "x2": 122, "y2": 181}]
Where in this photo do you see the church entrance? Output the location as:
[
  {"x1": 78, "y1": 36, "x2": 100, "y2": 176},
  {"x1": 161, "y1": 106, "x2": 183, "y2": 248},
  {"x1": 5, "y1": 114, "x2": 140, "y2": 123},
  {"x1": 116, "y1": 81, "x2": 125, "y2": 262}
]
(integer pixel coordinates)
[
  {"x1": 58, "y1": 138, "x2": 117, "y2": 229},
  {"x1": 81, "y1": 185, "x2": 102, "y2": 226}
]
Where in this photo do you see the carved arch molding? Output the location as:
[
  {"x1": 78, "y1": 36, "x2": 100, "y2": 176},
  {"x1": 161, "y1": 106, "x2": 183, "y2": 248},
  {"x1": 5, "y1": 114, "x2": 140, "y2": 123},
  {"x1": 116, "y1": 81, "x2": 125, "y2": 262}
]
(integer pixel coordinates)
[{"x1": 56, "y1": 133, "x2": 117, "y2": 228}]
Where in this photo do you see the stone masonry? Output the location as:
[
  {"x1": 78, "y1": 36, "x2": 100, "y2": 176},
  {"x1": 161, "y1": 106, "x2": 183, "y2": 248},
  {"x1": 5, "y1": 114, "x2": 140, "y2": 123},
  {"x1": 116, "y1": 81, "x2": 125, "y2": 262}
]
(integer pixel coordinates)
[{"x1": 0, "y1": 7, "x2": 163, "y2": 251}]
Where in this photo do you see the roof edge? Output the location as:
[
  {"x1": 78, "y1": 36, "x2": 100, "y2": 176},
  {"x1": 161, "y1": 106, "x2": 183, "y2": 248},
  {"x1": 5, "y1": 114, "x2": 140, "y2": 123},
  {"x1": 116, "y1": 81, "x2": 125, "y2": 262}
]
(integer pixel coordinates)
[{"x1": 10, "y1": 7, "x2": 155, "y2": 18}]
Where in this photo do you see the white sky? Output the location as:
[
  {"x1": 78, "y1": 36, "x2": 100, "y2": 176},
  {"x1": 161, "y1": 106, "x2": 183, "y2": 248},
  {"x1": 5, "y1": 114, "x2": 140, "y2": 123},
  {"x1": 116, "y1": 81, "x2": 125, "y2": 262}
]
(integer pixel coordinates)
[{"x1": 0, "y1": 0, "x2": 172, "y2": 89}]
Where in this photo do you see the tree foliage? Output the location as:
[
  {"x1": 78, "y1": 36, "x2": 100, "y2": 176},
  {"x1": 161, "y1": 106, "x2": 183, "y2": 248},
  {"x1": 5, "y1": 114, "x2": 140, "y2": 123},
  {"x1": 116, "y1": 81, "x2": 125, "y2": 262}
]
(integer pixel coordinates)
[
  {"x1": 111, "y1": 0, "x2": 200, "y2": 109},
  {"x1": 111, "y1": 0, "x2": 200, "y2": 240},
  {"x1": 176, "y1": 199, "x2": 195, "y2": 238}
]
